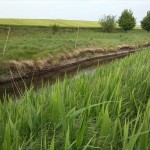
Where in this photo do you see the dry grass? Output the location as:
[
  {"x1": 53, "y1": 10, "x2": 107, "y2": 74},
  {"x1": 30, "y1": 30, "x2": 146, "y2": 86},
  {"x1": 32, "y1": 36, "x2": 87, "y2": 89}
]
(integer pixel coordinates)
[
  {"x1": 117, "y1": 44, "x2": 137, "y2": 51},
  {"x1": 2, "y1": 43, "x2": 150, "y2": 80},
  {"x1": 143, "y1": 42, "x2": 150, "y2": 47},
  {"x1": 60, "y1": 48, "x2": 105, "y2": 60},
  {"x1": 5, "y1": 57, "x2": 54, "y2": 72}
]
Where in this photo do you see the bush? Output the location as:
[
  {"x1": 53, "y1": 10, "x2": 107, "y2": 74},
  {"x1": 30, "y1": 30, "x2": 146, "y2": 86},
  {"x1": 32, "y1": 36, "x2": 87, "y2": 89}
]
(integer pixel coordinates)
[
  {"x1": 99, "y1": 15, "x2": 116, "y2": 33},
  {"x1": 141, "y1": 11, "x2": 150, "y2": 32},
  {"x1": 118, "y1": 9, "x2": 136, "y2": 32},
  {"x1": 51, "y1": 24, "x2": 60, "y2": 34}
]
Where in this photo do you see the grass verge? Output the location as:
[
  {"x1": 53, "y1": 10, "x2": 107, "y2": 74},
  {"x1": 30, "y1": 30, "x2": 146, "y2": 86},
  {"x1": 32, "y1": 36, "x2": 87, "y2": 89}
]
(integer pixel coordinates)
[{"x1": 0, "y1": 27, "x2": 149, "y2": 61}]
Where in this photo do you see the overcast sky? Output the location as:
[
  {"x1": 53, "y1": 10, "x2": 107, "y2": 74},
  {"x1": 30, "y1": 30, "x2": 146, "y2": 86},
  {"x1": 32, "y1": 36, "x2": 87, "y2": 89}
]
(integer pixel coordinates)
[{"x1": 0, "y1": 0, "x2": 149, "y2": 24}]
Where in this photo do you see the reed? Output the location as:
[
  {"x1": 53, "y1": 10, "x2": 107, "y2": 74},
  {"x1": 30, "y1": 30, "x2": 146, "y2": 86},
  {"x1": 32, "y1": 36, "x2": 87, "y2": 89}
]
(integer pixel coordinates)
[{"x1": 0, "y1": 49, "x2": 150, "y2": 150}]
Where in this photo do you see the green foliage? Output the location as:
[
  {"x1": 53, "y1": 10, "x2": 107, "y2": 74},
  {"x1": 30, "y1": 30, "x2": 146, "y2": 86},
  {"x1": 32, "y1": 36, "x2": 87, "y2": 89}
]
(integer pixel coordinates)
[
  {"x1": 141, "y1": 11, "x2": 150, "y2": 32},
  {"x1": 99, "y1": 15, "x2": 116, "y2": 32},
  {"x1": 51, "y1": 24, "x2": 60, "y2": 34},
  {"x1": 118, "y1": 9, "x2": 136, "y2": 32}
]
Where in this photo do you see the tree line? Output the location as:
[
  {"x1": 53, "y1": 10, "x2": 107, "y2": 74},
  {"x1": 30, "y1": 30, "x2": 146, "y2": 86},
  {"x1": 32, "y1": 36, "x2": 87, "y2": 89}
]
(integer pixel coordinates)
[{"x1": 99, "y1": 9, "x2": 150, "y2": 33}]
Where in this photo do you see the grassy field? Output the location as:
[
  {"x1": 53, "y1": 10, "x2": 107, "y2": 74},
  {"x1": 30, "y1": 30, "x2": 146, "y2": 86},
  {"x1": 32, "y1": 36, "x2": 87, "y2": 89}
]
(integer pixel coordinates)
[
  {"x1": 0, "y1": 19, "x2": 100, "y2": 27},
  {"x1": 0, "y1": 27, "x2": 149, "y2": 62},
  {"x1": 0, "y1": 49, "x2": 150, "y2": 149},
  {"x1": 0, "y1": 19, "x2": 141, "y2": 29}
]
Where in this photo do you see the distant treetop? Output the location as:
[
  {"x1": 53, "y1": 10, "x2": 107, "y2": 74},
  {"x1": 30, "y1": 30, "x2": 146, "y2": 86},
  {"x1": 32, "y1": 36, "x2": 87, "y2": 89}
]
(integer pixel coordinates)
[
  {"x1": 141, "y1": 11, "x2": 150, "y2": 32},
  {"x1": 118, "y1": 9, "x2": 136, "y2": 32}
]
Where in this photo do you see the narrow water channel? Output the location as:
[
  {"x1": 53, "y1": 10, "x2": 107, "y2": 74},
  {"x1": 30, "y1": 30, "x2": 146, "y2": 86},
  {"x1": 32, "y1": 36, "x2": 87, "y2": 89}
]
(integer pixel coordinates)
[
  {"x1": 0, "y1": 50, "x2": 136, "y2": 101},
  {"x1": 0, "y1": 61, "x2": 100, "y2": 100}
]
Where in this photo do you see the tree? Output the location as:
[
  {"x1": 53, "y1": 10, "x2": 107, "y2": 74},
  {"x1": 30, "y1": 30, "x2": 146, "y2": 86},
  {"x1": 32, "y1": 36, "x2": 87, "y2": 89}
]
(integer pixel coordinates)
[
  {"x1": 141, "y1": 11, "x2": 150, "y2": 32},
  {"x1": 118, "y1": 9, "x2": 136, "y2": 32},
  {"x1": 99, "y1": 15, "x2": 116, "y2": 33}
]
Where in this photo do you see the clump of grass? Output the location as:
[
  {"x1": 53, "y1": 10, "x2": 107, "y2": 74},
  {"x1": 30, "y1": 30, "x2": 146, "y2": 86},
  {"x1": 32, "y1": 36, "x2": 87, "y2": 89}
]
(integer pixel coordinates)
[{"x1": 0, "y1": 49, "x2": 150, "y2": 149}]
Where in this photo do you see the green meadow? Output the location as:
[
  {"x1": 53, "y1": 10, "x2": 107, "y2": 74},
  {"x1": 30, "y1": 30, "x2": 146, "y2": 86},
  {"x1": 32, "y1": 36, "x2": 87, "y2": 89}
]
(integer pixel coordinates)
[
  {"x1": 0, "y1": 19, "x2": 141, "y2": 28},
  {"x1": 0, "y1": 27, "x2": 149, "y2": 61},
  {"x1": 0, "y1": 19, "x2": 99, "y2": 27}
]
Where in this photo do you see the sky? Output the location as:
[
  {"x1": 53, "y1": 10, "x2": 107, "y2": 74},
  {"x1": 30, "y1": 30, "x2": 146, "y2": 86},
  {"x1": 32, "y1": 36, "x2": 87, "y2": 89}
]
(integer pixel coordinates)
[{"x1": 0, "y1": 0, "x2": 149, "y2": 24}]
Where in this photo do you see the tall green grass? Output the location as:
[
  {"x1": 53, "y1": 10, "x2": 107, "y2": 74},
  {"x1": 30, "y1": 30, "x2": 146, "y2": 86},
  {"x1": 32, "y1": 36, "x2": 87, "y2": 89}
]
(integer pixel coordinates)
[
  {"x1": 0, "y1": 49, "x2": 150, "y2": 149},
  {"x1": 0, "y1": 27, "x2": 150, "y2": 61}
]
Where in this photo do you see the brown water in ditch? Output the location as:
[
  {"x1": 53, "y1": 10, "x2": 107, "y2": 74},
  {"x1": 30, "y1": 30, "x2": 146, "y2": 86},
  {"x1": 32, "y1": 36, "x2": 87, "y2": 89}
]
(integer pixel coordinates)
[{"x1": 0, "y1": 51, "x2": 135, "y2": 101}]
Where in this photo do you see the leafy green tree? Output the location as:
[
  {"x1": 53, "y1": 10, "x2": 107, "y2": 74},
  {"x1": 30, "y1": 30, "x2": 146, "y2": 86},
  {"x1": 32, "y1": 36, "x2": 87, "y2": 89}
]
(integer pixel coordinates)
[
  {"x1": 99, "y1": 15, "x2": 116, "y2": 33},
  {"x1": 118, "y1": 9, "x2": 136, "y2": 32},
  {"x1": 141, "y1": 11, "x2": 150, "y2": 32}
]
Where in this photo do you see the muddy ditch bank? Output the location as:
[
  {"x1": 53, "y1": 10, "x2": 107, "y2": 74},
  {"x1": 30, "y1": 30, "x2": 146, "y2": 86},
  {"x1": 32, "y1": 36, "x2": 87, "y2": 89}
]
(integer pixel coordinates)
[
  {"x1": 0, "y1": 45, "x2": 149, "y2": 100},
  {"x1": 0, "y1": 45, "x2": 150, "y2": 85}
]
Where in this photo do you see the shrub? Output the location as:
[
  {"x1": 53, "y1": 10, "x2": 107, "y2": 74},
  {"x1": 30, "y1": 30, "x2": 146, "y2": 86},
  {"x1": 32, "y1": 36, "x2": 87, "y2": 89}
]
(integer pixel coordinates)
[
  {"x1": 99, "y1": 15, "x2": 116, "y2": 33},
  {"x1": 118, "y1": 9, "x2": 136, "y2": 32},
  {"x1": 141, "y1": 11, "x2": 150, "y2": 32},
  {"x1": 51, "y1": 24, "x2": 60, "y2": 34}
]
